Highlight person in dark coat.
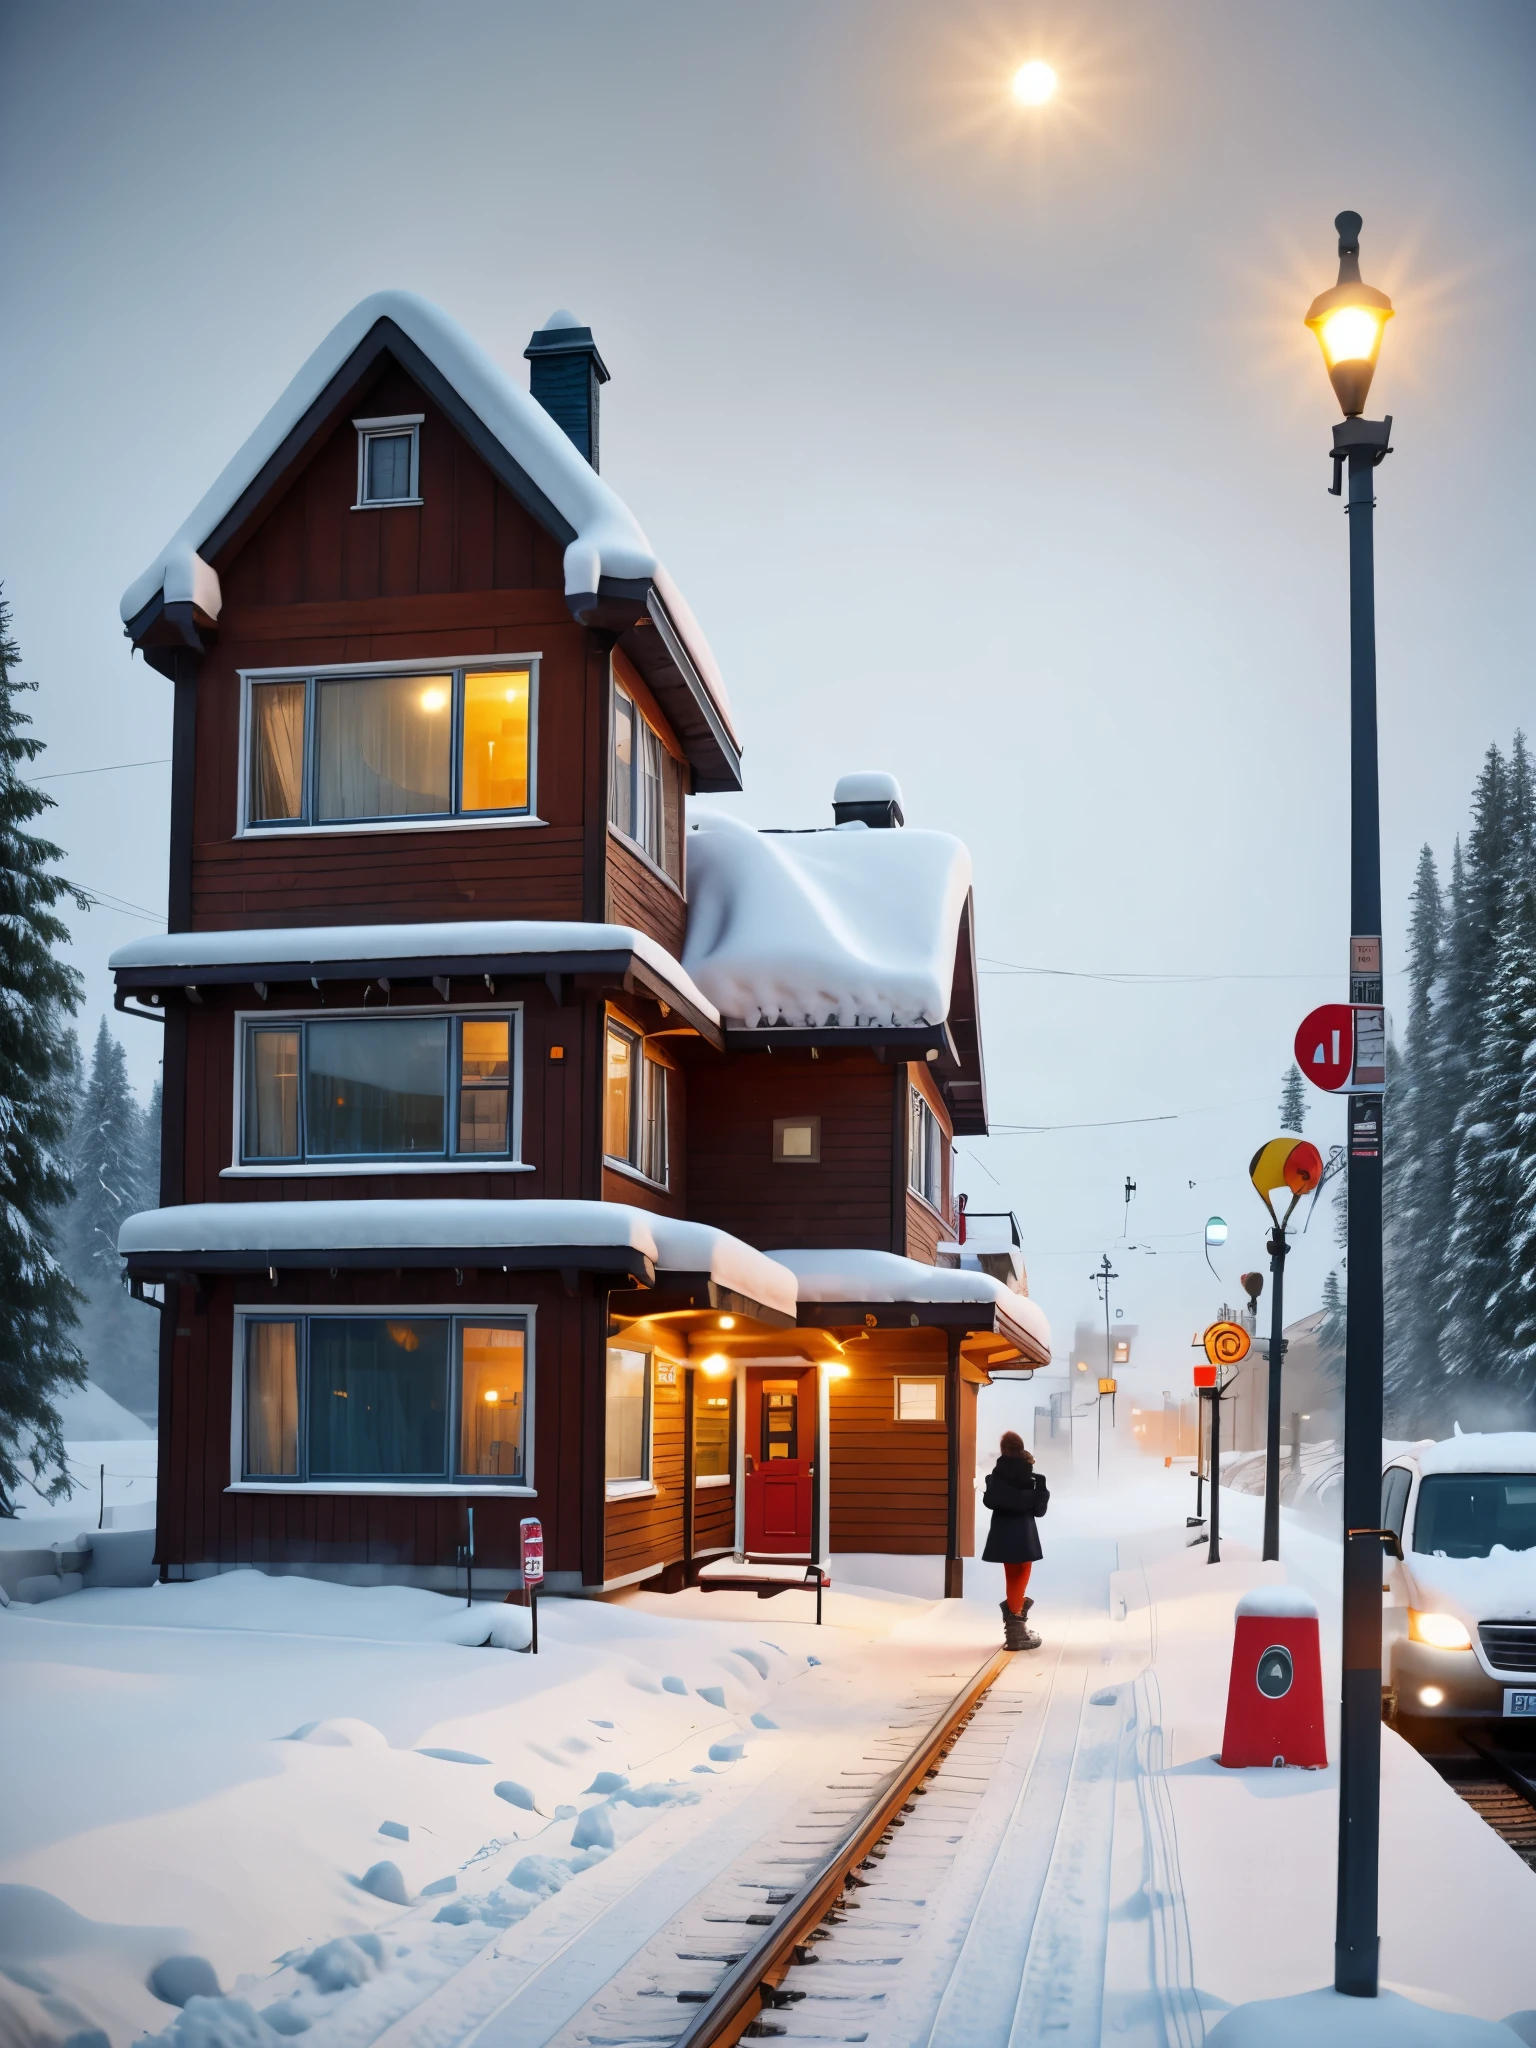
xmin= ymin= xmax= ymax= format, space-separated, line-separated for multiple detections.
xmin=982 ymin=1430 xmax=1048 ymax=1650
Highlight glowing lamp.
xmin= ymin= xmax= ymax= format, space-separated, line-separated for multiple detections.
xmin=1205 ymin=1217 xmax=1228 ymax=1248
xmin=484 ymin=1389 xmax=499 ymax=1404
xmin=826 ymin=1362 xmax=852 ymax=1380
xmin=1011 ymin=60 xmax=1057 ymax=106
xmin=1418 ymin=1687 xmax=1445 ymax=1708
xmin=1408 ymin=1609 xmax=1472 ymax=1652
xmin=698 ymin=1353 xmax=732 ymax=1378
xmin=1305 ymin=212 xmax=1394 ymax=418
xmin=419 ymin=685 xmax=449 ymax=712
xmin=719 ymin=1316 xmax=736 ymax=1330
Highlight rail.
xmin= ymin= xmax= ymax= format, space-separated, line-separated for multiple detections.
xmin=674 ymin=1642 xmax=1013 ymax=2046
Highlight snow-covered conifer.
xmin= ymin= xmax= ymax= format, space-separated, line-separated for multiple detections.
xmin=1277 ymin=1064 xmax=1307 ymax=1133
xmin=1317 ymin=1269 xmax=1346 ymax=1394
xmin=1384 ymin=846 xmax=1448 ymax=1425
xmin=0 ymin=595 xmax=87 ymax=1507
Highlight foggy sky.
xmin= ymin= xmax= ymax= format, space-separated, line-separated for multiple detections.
xmin=3 ymin=0 xmax=1534 ymax=1390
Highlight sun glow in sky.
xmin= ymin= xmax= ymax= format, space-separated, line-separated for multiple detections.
xmin=1011 ymin=59 xmax=1058 ymax=106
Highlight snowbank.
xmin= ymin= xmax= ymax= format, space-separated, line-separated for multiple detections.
xmin=1206 ymin=1986 xmax=1527 ymax=2045
xmin=119 ymin=290 xmax=734 ymax=740
xmin=682 ymin=811 xmax=971 ymax=1028
xmin=1419 ymin=1430 xmax=1536 ymax=1477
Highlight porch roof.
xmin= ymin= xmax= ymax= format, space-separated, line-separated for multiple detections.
xmin=118 ymin=1199 xmax=798 ymax=1322
xmin=772 ymin=1247 xmax=1052 ymax=1367
xmin=108 ymin=920 xmax=720 ymax=1040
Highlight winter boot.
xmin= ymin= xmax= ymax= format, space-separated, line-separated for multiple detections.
xmin=1000 ymin=1600 xmax=1029 ymax=1651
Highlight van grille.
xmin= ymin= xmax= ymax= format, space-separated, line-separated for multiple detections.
xmin=1479 ymin=1622 xmax=1536 ymax=1674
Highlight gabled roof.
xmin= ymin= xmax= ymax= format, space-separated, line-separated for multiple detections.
xmin=121 ymin=290 xmax=741 ymax=789
xmin=682 ymin=811 xmax=989 ymax=1132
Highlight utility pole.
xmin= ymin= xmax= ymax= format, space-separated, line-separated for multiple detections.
xmin=1090 ymin=1253 xmax=1118 ymax=1478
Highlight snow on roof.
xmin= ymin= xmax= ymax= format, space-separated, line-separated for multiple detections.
xmin=775 ymin=1248 xmax=1051 ymax=1359
xmin=682 ymin=812 xmax=971 ymax=1029
xmin=1235 ymin=1585 xmax=1318 ymax=1619
xmin=833 ymin=771 xmax=903 ymax=807
xmin=119 ymin=289 xmax=733 ymax=739
xmin=1417 ymin=1430 xmax=1536 ymax=1476
xmin=118 ymin=1200 xmax=795 ymax=1316
xmin=108 ymin=918 xmax=720 ymax=1025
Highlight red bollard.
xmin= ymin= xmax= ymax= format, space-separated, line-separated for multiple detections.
xmin=1219 ymin=1586 xmax=1327 ymax=1769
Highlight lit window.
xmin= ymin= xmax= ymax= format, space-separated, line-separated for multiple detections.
xmin=606 ymin=1346 xmax=652 ymax=1485
xmin=245 ymin=663 xmax=535 ymax=829
xmin=609 ymin=677 xmax=682 ymax=880
xmin=894 ymin=1376 xmax=945 ymax=1423
xmin=909 ymin=1089 xmax=945 ymax=1210
xmin=604 ymin=1020 xmax=668 ymax=1184
xmin=694 ymin=1382 xmax=734 ymax=1480
xmin=773 ymin=1116 xmax=820 ymax=1164
xmin=354 ymin=416 xmax=422 ymax=507
xmin=241 ymin=1315 xmax=528 ymax=1484
xmin=242 ymin=1012 xmax=519 ymax=1164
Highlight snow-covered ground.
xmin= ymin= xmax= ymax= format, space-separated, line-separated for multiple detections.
xmin=4 ymin=1425 xmax=1535 ymax=2046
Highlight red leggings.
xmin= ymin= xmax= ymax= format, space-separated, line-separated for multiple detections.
xmin=1003 ymin=1562 xmax=1032 ymax=1614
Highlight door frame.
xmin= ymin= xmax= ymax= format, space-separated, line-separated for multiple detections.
xmin=732 ymin=1360 xmax=827 ymax=1561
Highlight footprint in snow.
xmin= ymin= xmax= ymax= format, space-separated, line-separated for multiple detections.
xmin=696 ymin=1685 xmax=727 ymax=1708
xmin=416 ymin=1747 xmax=491 ymax=1765
xmin=661 ymin=1675 xmax=688 ymax=1695
xmin=750 ymin=1713 xmax=778 ymax=1730
xmin=583 ymin=1771 xmax=630 ymax=1794
xmin=731 ymin=1648 xmax=770 ymax=1678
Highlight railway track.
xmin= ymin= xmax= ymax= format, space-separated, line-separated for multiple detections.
xmin=534 ymin=1643 xmax=1014 ymax=2048
xmin=1432 ymin=1741 xmax=1536 ymax=1874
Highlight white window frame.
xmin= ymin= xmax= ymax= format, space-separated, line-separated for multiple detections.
xmin=224 ymin=1002 xmax=530 ymax=1177
xmin=908 ymin=1086 xmax=946 ymax=1215
xmin=603 ymin=1018 xmax=670 ymax=1189
xmin=605 ymin=1343 xmax=654 ymax=1499
xmin=894 ymin=1375 xmax=946 ymax=1424
xmin=353 ymin=414 xmax=423 ymax=508
xmin=236 ymin=654 xmax=543 ymax=838
xmin=229 ymin=1302 xmax=537 ymax=1496
xmin=608 ymin=675 xmax=682 ymax=891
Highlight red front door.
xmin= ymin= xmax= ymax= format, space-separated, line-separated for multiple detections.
xmin=744 ymin=1369 xmax=816 ymax=1554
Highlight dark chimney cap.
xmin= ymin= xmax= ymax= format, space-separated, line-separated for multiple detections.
xmin=832 ymin=770 xmax=904 ymax=829
xmin=525 ymin=310 xmax=610 ymax=469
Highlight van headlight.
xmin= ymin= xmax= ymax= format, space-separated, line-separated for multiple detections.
xmin=1408 ymin=1609 xmax=1472 ymax=1651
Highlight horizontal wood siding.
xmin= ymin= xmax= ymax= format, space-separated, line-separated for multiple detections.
xmin=684 ymin=1050 xmax=897 ymax=1252
xmin=828 ymin=1363 xmax=949 ymax=1555
xmin=603 ymin=1369 xmax=684 ymax=1581
xmin=157 ymin=1272 xmax=599 ymax=1579
xmin=605 ymin=832 xmax=686 ymax=959
xmin=905 ymin=1190 xmax=945 ymax=1266
xmin=693 ymin=1481 xmax=736 ymax=1556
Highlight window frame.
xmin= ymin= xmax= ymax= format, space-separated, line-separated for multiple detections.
xmin=227 ymin=1003 xmax=527 ymax=1177
xmin=353 ymin=414 xmax=423 ymax=508
xmin=908 ymin=1086 xmax=947 ymax=1215
xmin=893 ymin=1375 xmax=946 ymax=1424
xmin=229 ymin=1305 xmax=536 ymax=1495
xmin=236 ymin=655 xmax=542 ymax=838
xmin=693 ymin=1375 xmax=736 ymax=1489
xmin=602 ymin=1016 xmax=671 ymax=1189
xmin=772 ymin=1115 xmax=821 ymax=1165
xmin=605 ymin=1343 xmax=654 ymax=1498
xmin=607 ymin=672 xmax=683 ymax=887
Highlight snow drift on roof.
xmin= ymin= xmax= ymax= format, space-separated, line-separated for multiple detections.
xmin=1417 ymin=1430 xmax=1536 ymax=1476
xmin=682 ymin=812 xmax=972 ymax=1029
xmin=108 ymin=919 xmax=720 ymax=1026
xmin=118 ymin=1200 xmax=795 ymax=1318
xmin=776 ymin=1247 xmax=1051 ymax=1360
xmin=119 ymin=289 xmax=733 ymax=737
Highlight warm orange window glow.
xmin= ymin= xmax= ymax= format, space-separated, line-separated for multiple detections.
xmin=461 ymin=668 xmax=531 ymax=813
xmin=459 ymin=1325 xmax=525 ymax=1477
xmin=605 ymin=1025 xmax=633 ymax=1159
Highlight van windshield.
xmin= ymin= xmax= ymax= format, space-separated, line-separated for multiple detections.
xmin=1412 ymin=1474 xmax=1536 ymax=1559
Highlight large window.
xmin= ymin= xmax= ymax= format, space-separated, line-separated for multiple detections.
xmin=241 ymin=1011 xmax=519 ymax=1165
xmin=909 ymin=1088 xmax=946 ymax=1211
xmin=240 ymin=1314 xmax=528 ymax=1484
xmin=610 ymin=678 xmax=682 ymax=881
xmin=245 ymin=662 xmax=534 ymax=829
xmin=606 ymin=1346 xmax=652 ymax=1488
xmin=694 ymin=1379 xmax=734 ymax=1481
xmin=604 ymin=1020 xmax=668 ymax=1184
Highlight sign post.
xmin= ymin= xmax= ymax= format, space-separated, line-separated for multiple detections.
xmin=520 ymin=1516 xmax=544 ymax=1654
xmin=1200 ymin=1322 xmax=1251 ymax=1566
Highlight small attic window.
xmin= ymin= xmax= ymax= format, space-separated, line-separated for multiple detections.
xmin=354 ymin=415 xmax=423 ymax=508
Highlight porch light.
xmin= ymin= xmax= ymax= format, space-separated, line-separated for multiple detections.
xmin=699 ymin=1353 xmax=732 ymax=1378
xmin=719 ymin=1316 xmax=736 ymax=1330
xmin=1305 ymin=212 xmax=1394 ymax=417
xmin=826 ymin=1362 xmax=851 ymax=1380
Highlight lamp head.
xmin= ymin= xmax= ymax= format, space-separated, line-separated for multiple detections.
xmin=1305 ymin=211 xmax=1393 ymax=417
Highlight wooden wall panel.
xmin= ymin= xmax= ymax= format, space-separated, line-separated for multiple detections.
xmin=693 ymin=1482 xmax=735 ymax=1556
xmin=904 ymin=1191 xmax=945 ymax=1266
xmin=159 ymin=1272 xmax=597 ymax=1578
xmin=605 ymin=833 xmax=686 ymax=959
xmin=827 ymin=1363 xmax=949 ymax=1555
xmin=684 ymin=1051 xmax=897 ymax=1252
xmin=603 ymin=1369 xmax=685 ymax=1582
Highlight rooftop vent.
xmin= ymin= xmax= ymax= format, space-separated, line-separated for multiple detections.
xmin=832 ymin=770 xmax=904 ymax=830
xmin=525 ymin=309 xmax=610 ymax=470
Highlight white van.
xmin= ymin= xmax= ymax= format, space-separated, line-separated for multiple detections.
xmin=1380 ymin=1431 xmax=1536 ymax=1726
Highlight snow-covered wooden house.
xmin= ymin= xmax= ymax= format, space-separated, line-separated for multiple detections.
xmin=113 ymin=292 xmax=1049 ymax=1599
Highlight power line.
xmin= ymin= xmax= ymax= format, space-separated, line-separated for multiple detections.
xmin=980 ymin=955 xmax=1404 ymax=985
xmin=75 ymin=886 xmax=166 ymax=925
xmin=26 ymin=757 xmax=171 ymax=784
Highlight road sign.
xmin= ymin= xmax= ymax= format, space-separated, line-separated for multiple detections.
xmin=1203 ymin=1320 xmax=1252 ymax=1367
xmin=1295 ymin=1003 xmax=1354 ymax=1091
xmin=520 ymin=1517 xmax=544 ymax=1584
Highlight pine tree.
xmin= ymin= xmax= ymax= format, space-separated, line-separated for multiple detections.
xmin=1278 ymin=1064 xmax=1308 ymax=1133
xmin=1384 ymin=846 xmax=1447 ymax=1428
xmin=0 ymin=594 xmax=87 ymax=1509
xmin=1317 ymin=1269 xmax=1347 ymax=1394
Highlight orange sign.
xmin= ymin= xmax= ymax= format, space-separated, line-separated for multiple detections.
xmin=1203 ymin=1320 xmax=1251 ymax=1368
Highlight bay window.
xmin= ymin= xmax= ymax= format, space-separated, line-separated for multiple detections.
xmin=245 ymin=661 xmax=534 ymax=829
xmin=241 ymin=1011 xmax=518 ymax=1165
xmin=240 ymin=1314 xmax=529 ymax=1485
xmin=604 ymin=1020 xmax=668 ymax=1184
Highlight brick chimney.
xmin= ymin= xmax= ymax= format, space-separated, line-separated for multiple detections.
xmin=525 ymin=309 xmax=610 ymax=470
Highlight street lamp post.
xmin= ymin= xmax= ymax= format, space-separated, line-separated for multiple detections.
xmin=1306 ymin=209 xmax=1394 ymax=2002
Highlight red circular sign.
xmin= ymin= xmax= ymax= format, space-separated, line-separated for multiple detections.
xmin=1294 ymin=1004 xmax=1354 ymax=1092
